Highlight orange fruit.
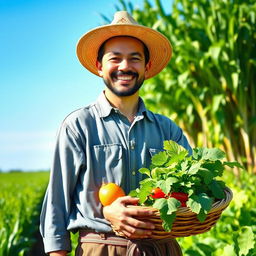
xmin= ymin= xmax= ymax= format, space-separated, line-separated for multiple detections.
xmin=99 ymin=183 xmax=125 ymax=206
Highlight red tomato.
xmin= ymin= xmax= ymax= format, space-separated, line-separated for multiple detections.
xmin=170 ymin=192 xmax=189 ymax=202
xmin=151 ymin=188 xmax=166 ymax=199
xmin=180 ymin=201 xmax=187 ymax=207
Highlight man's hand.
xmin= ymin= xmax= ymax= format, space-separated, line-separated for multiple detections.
xmin=49 ymin=251 xmax=67 ymax=256
xmin=103 ymin=196 xmax=155 ymax=239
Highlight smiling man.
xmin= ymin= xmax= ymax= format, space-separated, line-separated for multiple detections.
xmin=97 ymin=36 xmax=150 ymax=123
xmin=40 ymin=11 xmax=192 ymax=256
xmin=97 ymin=36 xmax=149 ymax=95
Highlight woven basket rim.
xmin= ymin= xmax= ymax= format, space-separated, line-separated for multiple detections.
xmin=113 ymin=187 xmax=233 ymax=238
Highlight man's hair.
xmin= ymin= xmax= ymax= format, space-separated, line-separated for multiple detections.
xmin=97 ymin=36 xmax=150 ymax=65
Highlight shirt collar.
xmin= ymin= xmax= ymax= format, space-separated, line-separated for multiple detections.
xmin=96 ymin=92 xmax=113 ymax=118
xmin=96 ymin=91 xmax=154 ymax=122
xmin=136 ymin=97 xmax=154 ymax=122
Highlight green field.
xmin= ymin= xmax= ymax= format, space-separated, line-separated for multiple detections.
xmin=0 ymin=171 xmax=49 ymax=256
xmin=0 ymin=170 xmax=255 ymax=255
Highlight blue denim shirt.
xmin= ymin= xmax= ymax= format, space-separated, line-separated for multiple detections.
xmin=40 ymin=92 xmax=192 ymax=253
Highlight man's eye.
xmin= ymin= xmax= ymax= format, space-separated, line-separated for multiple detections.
xmin=109 ymin=57 xmax=120 ymax=61
xmin=131 ymin=57 xmax=141 ymax=62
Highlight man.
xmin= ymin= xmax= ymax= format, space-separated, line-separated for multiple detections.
xmin=40 ymin=11 xmax=192 ymax=256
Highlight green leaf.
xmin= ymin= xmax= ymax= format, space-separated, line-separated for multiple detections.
xmin=184 ymin=250 xmax=201 ymax=256
xmin=180 ymin=160 xmax=190 ymax=171
xmin=209 ymin=44 xmax=221 ymax=62
xmin=167 ymin=197 xmax=180 ymax=214
xmin=193 ymin=148 xmax=225 ymax=161
xmin=156 ymin=180 xmax=170 ymax=194
xmin=237 ymin=226 xmax=255 ymax=256
xmin=192 ymin=148 xmax=201 ymax=161
xmin=205 ymin=148 xmax=226 ymax=161
xmin=198 ymin=193 xmax=213 ymax=212
xmin=197 ymin=209 xmax=207 ymax=222
xmin=187 ymin=194 xmax=212 ymax=222
xmin=153 ymin=198 xmax=177 ymax=232
xmin=198 ymin=168 xmax=214 ymax=184
xmin=128 ymin=189 xmax=138 ymax=197
xmin=187 ymin=193 xmax=213 ymax=216
xmin=156 ymin=180 xmax=169 ymax=194
xmin=224 ymin=161 xmax=244 ymax=169
xmin=197 ymin=243 xmax=214 ymax=254
xmin=153 ymin=198 xmax=167 ymax=210
xmin=223 ymin=244 xmax=236 ymax=256
xmin=165 ymin=150 xmax=188 ymax=166
xmin=151 ymin=167 xmax=167 ymax=179
xmin=138 ymin=180 xmax=154 ymax=204
xmin=182 ymin=181 xmax=193 ymax=189
xmin=202 ymin=160 xmax=224 ymax=178
xmin=166 ymin=176 xmax=179 ymax=186
xmin=140 ymin=177 xmax=153 ymax=185
xmin=151 ymin=151 xmax=168 ymax=166
xmin=187 ymin=196 xmax=201 ymax=214
xmin=209 ymin=180 xmax=225 ymax=199
xmin=156 ymin=177 xmax=180 ymax=194
xmin=188 ymin=162 xmax=201 ymax=175
xmin=212 ymin=94 xmax=224 ymax=112
xmin=138 ymin=168 xmax=151 ymax=177
xmin=171 ymin=169 xmax=187 ymax=178
xmin=161 ymin=212 xmax=176 ymax=232
xmin=163 ymin=140 xmax=187 ymax=157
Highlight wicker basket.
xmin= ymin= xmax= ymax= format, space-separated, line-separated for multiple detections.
xmin=116 ymin=187 xmax=233 ymax=239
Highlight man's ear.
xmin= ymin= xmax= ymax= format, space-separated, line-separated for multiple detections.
xmin=144 ymin=60 xmax=152 ymax=79
xmin=96 ymin=60 xmax=103 ymax=77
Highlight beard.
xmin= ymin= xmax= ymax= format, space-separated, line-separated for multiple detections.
xmin=103 ymin=70 xmax=145 ymax=97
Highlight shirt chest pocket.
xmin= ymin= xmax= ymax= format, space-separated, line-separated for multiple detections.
xmin=142 ymin=148 xmax=162 ymax=168
xmin=92 ymin=143 xmax=124 ymax=185
xmin=149 ymin=148 xmax=161 ymax=157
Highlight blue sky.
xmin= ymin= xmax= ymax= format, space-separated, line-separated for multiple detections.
xmin=0 ymin=0 xmax=171 ymax=171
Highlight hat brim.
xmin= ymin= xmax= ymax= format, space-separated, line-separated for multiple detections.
xmin=76 ymin=23 xmax=172 ymax=79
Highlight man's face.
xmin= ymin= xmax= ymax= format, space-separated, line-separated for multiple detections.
xmin=96 ymin=36 xmax=150 ymax=97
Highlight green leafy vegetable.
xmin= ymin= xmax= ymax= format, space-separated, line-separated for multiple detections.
xmin=151 ymin=151 xmax=168 ymax=166
xmin=129 ymin=140 xmax=242 ymax=231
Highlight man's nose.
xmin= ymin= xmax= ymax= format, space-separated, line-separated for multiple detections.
xmin=118 ymin=59 xmax=129 ymax=70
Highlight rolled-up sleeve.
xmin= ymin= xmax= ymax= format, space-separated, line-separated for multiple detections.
xmin=40 ymin=123 xmax=85 ymax=253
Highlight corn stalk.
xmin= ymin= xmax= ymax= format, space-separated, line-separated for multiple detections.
xmin=115 ymin=0 xmax=256 ymax=173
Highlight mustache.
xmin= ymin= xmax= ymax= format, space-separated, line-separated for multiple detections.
xmin=111 ymin=70 xmax=138 ymax=78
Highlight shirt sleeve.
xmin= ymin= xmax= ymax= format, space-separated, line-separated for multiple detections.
xmin=40 ymin=122 xmax=85 ymax=253
xmin=171 ymin=123 xmax=193 ymax=155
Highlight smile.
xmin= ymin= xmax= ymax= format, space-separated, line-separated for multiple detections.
xmin=116 ymin=75 xmax=134 ymax=81
xmin=111 ymin=71 xmax=138 ymax=82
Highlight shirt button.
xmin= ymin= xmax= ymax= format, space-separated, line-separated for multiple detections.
xmin=132 ymin=171 xmax=136 ymax=176
xmin=130 ymin=140 xmax=135 ymax=150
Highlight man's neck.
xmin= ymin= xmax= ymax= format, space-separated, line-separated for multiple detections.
xmin=104 ymin=89 xmax=139 ymax=123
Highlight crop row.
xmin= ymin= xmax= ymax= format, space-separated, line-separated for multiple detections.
xmin=0 ymin=171 xmax=49 ymax=256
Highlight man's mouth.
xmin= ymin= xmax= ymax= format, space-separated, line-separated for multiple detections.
xmin=111 ymin=71 xmax=138 ymax=82
xmin=116 ymin=75 xmax=133 ymax=81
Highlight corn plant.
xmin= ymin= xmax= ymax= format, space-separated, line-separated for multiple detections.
xmin=0 ymin=171 xmax=49 ymax=256
xmin=113 ymin=0 xmax=256 ymax=173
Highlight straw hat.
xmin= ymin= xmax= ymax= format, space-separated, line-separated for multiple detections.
xmin=76 ymin=11 xmax=172 ymax=79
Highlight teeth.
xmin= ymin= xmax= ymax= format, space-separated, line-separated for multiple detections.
xmin=117 ymin=75 xmax=133 ymax=81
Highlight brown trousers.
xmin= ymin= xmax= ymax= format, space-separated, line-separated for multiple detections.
xmin=75 ymin=242 xmax=127 ymax=256
xmin=75 ymin=235 xmax=183 ymax=256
